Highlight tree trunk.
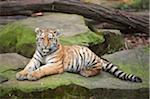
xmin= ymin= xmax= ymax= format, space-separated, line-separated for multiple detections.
xmin=0 ymin=0 xmax=149 ymax=34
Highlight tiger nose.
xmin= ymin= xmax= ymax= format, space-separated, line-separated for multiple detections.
xmin=44 ymin=39 xmax=50 ymax=47
xmin=43 ymin=43 xmax=48 ymax=47
xmin=43 ymin=46 xmax=50 ymax=50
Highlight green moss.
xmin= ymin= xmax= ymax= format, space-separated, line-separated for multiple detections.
xmin=0 ymin=59 xmax=148 ymax=97
xmin=106 ymin=32 xmax=124 ymax=54
xmin=143 ymin=46 xmax=150 ymax=53
xmin=0 ymin=24 xmax=18 ymax=52
xmin=0 ymin=23 xmax=35 ymax=57
xmin=0 ymin=71 xmax=84 ymax=96
xmin=0 ymin=23 xmax=104 ymax=57
xmin=60 ymin=31 xmax=104 ymax=46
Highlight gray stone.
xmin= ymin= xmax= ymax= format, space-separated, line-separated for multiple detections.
xmin=0 ymin=53 xmax=29 ymax=72
xmin=19 ymin=13 xmax=89 ymax=37
xmin=0 ymin=47 xmax=148 ymax=98
xmin=0 ymin=16 xmax=27 ymax=25
xmin=102 ymin=46 xmax=149 ymax=88
xmin=90 ymin=29 xmax=124 ymax=56
xmin=0 ymin=13 xmax=103 ymax=58
xmin=103 ymin=46 xmax=149 ymax=66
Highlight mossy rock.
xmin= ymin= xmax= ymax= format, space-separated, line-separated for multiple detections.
xmin=0 ymin=23 xmax=36 ymax=57
xmin=0 ymin=22 xmax=104 ymax=58
xmin=0 ymin=13 xmax=125 ymax=58
xmin=89 ymin=29 xmax=124 ymax=56
xmin=0 ymin=47 xmax=149 ymax=98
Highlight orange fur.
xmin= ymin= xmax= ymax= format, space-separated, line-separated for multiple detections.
xmin=16 ymin=28 xmax=142 ymax=83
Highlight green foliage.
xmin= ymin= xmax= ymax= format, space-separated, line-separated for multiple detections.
xmin=117 ymin=0 xmax=149 ymax=10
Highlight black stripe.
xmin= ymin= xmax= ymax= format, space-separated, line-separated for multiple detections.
xmin=108 ymin=64 xmax=114 ymax=72
xmin=128 ymin=75 xmax=133 ymax=79
xmin=79 ymin=53 xmax=83 ymax=61
xmin=124 ymin=74 xmax=128 ymax=80
xmin=87 ymin=54 xmax=92 ymax=66
xmin=50 ymin=46 xmax=58 ymax=54
xmin=91 ymin=55 xmax=96 ymax=66
xmin=76 ymin=58 xmax=80 ymax=72
xmin=126 ymin=74 xmax=130 ymax=80
xmin=102 ymin=64 xmax=109 ymax=71
xmin=82 ymin=48 xmax=85 ymax=61
xmin=130 ymin=75 xmax=134 ymax=81
xmin=74 ymin=51 xmax=79 ymax=72
xmin=117 ymin=71 xmax=124 ymax=78
xmin=47 ymin=56 xmax=57 ymax=62
xmin=100 ymin=57 xmax=109 ymax=62
xmin=122 ymin=73 xmax=126 ymax=80
xmin=106 ymin=64 xmax=114 ymax=72
xmin=91 ymin=57 xmax=96 ymax=63
xmin=37 ymin=49 xmax=43 ymax=57
xmin=52 ymin=56 xmax=63 ymax=63
xmin=86 ymin=50 xmax=91 ymax=65
xmin=36 ymin=52 xmax=41 ymax=59
xmin=72 ymin=47 xmax=80 ymax=72
xmin=71 ymin=56 xmax=74 ymax=72
xmin=105 ymin=64 xmax=109 ymax=69
xmin=91 ymin=62 xmax=98 ymax=66
xmin=102 ymin=67 xmax=105 ymax=71
xmin=112 ymin=68 xmax=118 ymax=75
xmin=133 ymin=76 xmax=138 ymax=82
xmin=48 ymin=52 xmax=63 ymax=63
xmin=71 ymin=65 xmax=74 ymax=72
xmin=87 ymin=61 xmax=90 ymax=66
xmin=34 ymin=61 xmax=38 ymax=70
xmin=33 ymin=57 xmax=42 ymax=65
xmin=83 ymin=52 xmax=85 ymax=61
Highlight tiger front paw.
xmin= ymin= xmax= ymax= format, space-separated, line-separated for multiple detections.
xmin=16 ymin=70 xmax=28 ymax=81
xmin=27 ymin=71 xmax=41 ymax=81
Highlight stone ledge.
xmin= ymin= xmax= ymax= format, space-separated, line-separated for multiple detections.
xmin=0 ymin=47 xmax=149 ymax=97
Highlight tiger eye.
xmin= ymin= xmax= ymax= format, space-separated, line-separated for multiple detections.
xmin=53 ymin=31 xmax=56 ymax=34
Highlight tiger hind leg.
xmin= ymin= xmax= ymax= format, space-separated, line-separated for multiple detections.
xmin=79 ymin=65 xmax=102 ymax=77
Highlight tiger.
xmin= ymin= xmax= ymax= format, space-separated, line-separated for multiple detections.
xmin=16 ymin=27 xmax=142 ymax=82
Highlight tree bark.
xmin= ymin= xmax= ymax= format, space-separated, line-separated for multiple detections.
xmin=0 ymin=0 xmax=149 ymax=34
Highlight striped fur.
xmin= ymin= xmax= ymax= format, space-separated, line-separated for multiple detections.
xmin=16 ymin=28 xmax=142 ymax=82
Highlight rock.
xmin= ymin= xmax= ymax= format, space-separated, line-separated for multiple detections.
xmin=89 ymin=29 xmax=124 ymax=56
xmin=0 ymin=23 xmax=36 ymax=58
xmin=0 ymin=16 xmax=27 ymax=26
xmin=20 ymin=13 xmax=89 ymax=37
xmin=0 ymin=53 xmax=29 ymax=72
xmin=0 ymin=47 xmax=148 ymax=98
xmin=0 ymin=13 xmax=124 ymax=58
xmin=102 ymin=46 xmax=149 ymax=86
xmin=0 ymin=13 xmax=104 ymax=57
xmin=0 ymin=75 xmax=8 ymax=84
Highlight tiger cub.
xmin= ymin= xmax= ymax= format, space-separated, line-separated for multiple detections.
xmin=16 ymin=27 xmax=142 ymax=82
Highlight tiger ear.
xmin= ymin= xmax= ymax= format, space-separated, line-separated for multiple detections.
xmin=35 ymin=27 xmax=42 ymax=34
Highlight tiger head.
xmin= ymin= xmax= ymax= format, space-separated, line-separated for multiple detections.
xmin=35 ymin=27 xmax=61 ymax=55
